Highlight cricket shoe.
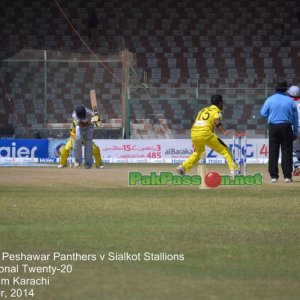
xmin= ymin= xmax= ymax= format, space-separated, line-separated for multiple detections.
xmin=230 ymin=170 xmax=239 ymax=179
xmin=284 ymin=178 xmax=293 ymax=183
xmin=57 ymin=164 xmax=67 ymax=169
xmin=74 ymin=162 xmax=80 ymax=168
xmin=293 ymin=166 xmax=300 ymax=176
xmin=176 ymin=165 xmax=185 ymax=175
xmin=270 ymin=178 xmax=278 ymax=183
xmin=96 ymin=165 xmax=104 ymax=169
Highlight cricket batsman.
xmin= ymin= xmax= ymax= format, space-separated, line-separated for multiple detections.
xmin=177 ymin=94 xmax=237 ymax=176
xmin=58 ymin=120 xmax=103 ymax=169
xmin=72 ymin=105 xmax=100 ymax=169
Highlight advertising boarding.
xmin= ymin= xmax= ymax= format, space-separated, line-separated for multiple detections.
xmin=1 ymin=138 xmax=269 ymax=164
xmin=0 ymin=139 xmax=49 ymax=164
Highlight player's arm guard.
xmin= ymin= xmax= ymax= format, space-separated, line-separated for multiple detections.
xmin=91 ymin=113 xmax=101 ymax=127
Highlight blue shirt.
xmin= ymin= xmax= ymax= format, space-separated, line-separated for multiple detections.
xmin=261 ymin=92 xmax=299 ymax=136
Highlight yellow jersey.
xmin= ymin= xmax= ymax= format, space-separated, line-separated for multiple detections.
xmin=69 ymin=120 xmax=76 ymax=139
xmin=191 ymin=104 xmax=223 ymax=132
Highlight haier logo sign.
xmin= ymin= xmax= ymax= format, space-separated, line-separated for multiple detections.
xmin=0 ymin=139 xmax=49 ymax=158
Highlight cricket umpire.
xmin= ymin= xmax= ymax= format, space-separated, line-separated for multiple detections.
xmin=261 ymin=80 xmax=299 ymax=183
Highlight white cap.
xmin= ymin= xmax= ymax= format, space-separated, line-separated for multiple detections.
xmin=287 ymin=85 xmax=300 ymax=97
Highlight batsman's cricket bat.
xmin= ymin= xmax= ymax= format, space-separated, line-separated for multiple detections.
xmin=90 ymin=89 xmax=98 ymax=114
xmin=90 ymin=89 xmax=101 ymax=127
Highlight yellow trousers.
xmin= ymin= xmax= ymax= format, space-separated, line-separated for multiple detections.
xmin=60 ymin=139 xmax=103 ymax=167
xmin=182 ymin=130 xmax=235 ymax=172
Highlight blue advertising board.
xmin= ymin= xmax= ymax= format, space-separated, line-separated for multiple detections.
xmin=48 ymin=139 xmax=68 ymax=159
xmin=0 ymin=139 xmax=49 ymax=159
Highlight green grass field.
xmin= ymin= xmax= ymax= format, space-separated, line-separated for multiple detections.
xmin=0 ymin=164 xmax=300 ymax=300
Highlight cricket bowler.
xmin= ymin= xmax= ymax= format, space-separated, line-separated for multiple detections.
xmin=177 ymin=94 xmax=236 ymax=176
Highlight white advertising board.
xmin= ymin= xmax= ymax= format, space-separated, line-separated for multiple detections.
xmin=93 ymin=139 xmax=269 ymax=164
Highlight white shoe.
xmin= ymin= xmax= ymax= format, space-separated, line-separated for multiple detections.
xmin=57 ymin=164 xmax=67 ymax=169
xmin=74 ymin=162 xmax=80 ymax=168
xmin=230 ymin=170 xmax=238 ymax=179
xmin=176 ymin=165 xmax=185 ymax=175
xmin=284 ymin=178 xmax=292 ymax=183
xmin=96 ymin=165 xmax=104 ymax=169
xmin=270 ymin=178 xmax=278 ymax=183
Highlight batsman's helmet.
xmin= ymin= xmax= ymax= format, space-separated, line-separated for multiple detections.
xmin=75 ymin=105 xmax=87 ymax=120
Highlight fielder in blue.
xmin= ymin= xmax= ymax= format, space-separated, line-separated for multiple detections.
xmin=261 ymin=80 xmax=299 ymax=183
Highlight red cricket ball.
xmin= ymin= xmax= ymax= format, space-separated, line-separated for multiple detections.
xmin=205 ymin=172 xmax=221 ymax=188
